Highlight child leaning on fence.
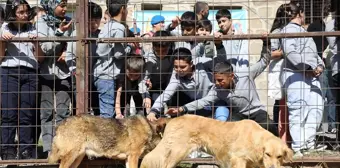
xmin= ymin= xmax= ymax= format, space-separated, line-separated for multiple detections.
xmin=139 ymin=30 xmax=175 ymax=105
xmin=0 ymin=0 xmax=42 ymax=160
xmin=37 ymin=0 xmax=75 ymax=156
xmin=115 ymin=56 xmax=149 ymax=119
xmin=167 ymin=11 xmax=205 ymax=61
xmin=215 ymin=9 xmax=249 ymax=73
xmin=95 ymin=0 xmax=133 ymax=119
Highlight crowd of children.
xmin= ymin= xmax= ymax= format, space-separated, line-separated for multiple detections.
xmin=0 ymin=0 xmax=339 ymax=160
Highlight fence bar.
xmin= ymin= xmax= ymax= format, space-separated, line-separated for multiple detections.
xmin=75 ymin=0 xmax=88 ymax=115
xmin=2 ymin=31 xmax=340 ymax=43
xmin=1 ymin=157 xmax=340 ymax=166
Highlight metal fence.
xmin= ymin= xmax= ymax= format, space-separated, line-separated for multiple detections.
xmin=0 ymin=0 xmax=340 ymax=167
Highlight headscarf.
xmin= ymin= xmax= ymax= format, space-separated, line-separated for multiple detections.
xmin=40 ymin=0 xmax=68 ymax=28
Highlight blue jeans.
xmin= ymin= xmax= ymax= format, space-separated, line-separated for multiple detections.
xmin=94 ymin=78 xmax=115 ymax=118
xmin=202 ymin=105 xmax=229 ymax=121
xmin=214 ymin=107 xmax=230 ymax=121
xmin=281 ymin=71 xmax=323 ymax=152
xmin=320 ymin=69 xmax=336 ymax=131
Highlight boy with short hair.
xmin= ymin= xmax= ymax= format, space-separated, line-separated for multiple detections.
xmin=94 ymin=0 xmax=132 ymax=118
xmin=212 ymin=43 xmax=278 ymax=136
xmin=115 ymin=56 xmax=147 ymax=119
xmin=168 ymin=11 xmax=205 ymax=61
xmin=215 ymin=9 xmax=249 ymax=72
xmin=197 ymin=19 xmax=214 ymax=58
xmin=65 ymin=1 xmax=103 ymax=114
xmin=139 ymin=31 xmax=175 ymax=106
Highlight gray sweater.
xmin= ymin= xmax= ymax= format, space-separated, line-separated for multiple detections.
xmin=213 ymin=45 xmax=270 ymax=115
xmin=94 ymin=19 xmax=131 ymax=80
xmin=150 ymin=57 xmax=218 ymax=114
xmin=65 ymin=29 xmax=100 ymax=73
xmin=281 ymin=22 xmax=324 ymax=71
xmin=325 ymin=19 xmax=340 ymax=76
xmin=36 ymin=16 xmax=73 ymax=80
xmin=220 ymin=39 xmax=249 ymax=73
xmin=0 ymin=23 xmax=38 ymax=69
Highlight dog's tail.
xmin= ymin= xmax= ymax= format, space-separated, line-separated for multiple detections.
xmin=48 ymin=142 xmax=60 ymax=163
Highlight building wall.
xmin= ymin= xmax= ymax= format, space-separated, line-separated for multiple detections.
xmin=24 ymin=0 xmax=287 ymax=115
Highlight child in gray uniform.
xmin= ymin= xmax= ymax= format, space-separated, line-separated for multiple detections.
xmin=280 ymin=2 xmax=326 ymax=156
xmin=38 ymin=0 xmax=74 ymax=156
xmin=0 ymin=0 xmax=40 ymax=159
xmin=94 ymin=0 xmax=132 ymax=118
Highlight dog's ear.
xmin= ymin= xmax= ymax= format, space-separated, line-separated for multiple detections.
xmin=154 ymin=118 xmax=168 ymax=133
xmin=149 ymin=117 xmax=169 ymax=134
xmin=283 ymin=146 xmax=293 ymax=163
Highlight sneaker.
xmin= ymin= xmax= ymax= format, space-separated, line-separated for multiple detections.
xmin=293 ymin=151 xmax=303 ymax=159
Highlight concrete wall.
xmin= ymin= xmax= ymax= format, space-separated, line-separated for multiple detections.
xmin=24 ymin=0 xmax=288 ymax=115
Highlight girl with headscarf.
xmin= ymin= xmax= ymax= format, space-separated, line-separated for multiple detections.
xmin=36 ymin=0 xmax=74 ymax=156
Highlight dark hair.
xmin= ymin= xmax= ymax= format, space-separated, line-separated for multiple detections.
xmin=180 ymin=11 xmax=197 ymax=28
xmin=106 ymin=0 xmax=128 ymax=17
xmin=152 ymin=30 xmax=172 ymax=47
xmin=5 ymin=0 xmax=31 ymax=31
xmin=216 ymin=9 xmax=231 ymax=21
xmin=172 ymin=47 xmax=192 ymax=64
xmin=89 ymin=2 xmax=103 ymax=19
xmin=194 ymin=1 xmax=208 ymax=15
xmin=270 ymin=3 xmax=291 ymax=33
xmin=126 ymin=55 xmax=145 ymax=72
xmin=28 ymin=6 xmax=44 ymax=21
xmin=0 ymin=6 xmax=4 ymax=23
xmin=214 ymin=61 xmax=233 ymax=73
xmin=197 ymin=19 xmax=212 ymax=33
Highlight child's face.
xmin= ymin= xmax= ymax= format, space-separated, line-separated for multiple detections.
xmin=174 ymin=59 xmax=193 ymax=77
xmin=214 ymin=73 xmax=234 ymax=89
xmin=217 ymin=17 xmax=232 ymax=34
xmin=15 ymin=5 xmax=29 ymax=23
xmin=153 ymin=22 xmax=165 ymax=31
xmin=181 ymin=26 xmax=196 ymax=36
xmin=54 ymin=2 xmax=67 ymax=18
xmin=103 ymin=13 xmax=110 ymax=24
xmin=126 ymin=69 xmax=141 ymax=81
xmin=89 ymin=18 xmax=101 ymax=33
xmin=153 ymin=46 xmax=170 ymax=59
xmin=197 ymin=27 xmax=211 ymax=36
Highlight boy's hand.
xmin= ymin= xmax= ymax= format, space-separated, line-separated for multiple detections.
xmin=271 ymin=49 xmax=283 ymax=60
xmin=306 ymin=66 xmax=323 ymax=78
xmin=57 ymin=52 xmax=66 ymax=62
xmin=59 ymin=19 xmax=73 ymax=32
xmin=28 ymin=34 xmax=37 ymax=39
xmin=146 ymin=79 xmax=152 ymax=90
xmin=2 ymin=32 xmax=15 ymax=40
xmin=214 ymin=31 xmax=223 ymax=46
xmin=143 ymin=98 xmax=151 ymax=108
xmin=147 ymin=113 xmax=157 ymax=122
xmin=166 ymin=107 xmax=184 ymax=116
xmin=170 ymin=16 xmax=181 ymax=28
xmin=115 ymin=113 xmax=125 ymax=119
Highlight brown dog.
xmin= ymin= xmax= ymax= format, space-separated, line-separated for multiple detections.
xmin=48 ymin=114 xmax=168 ymax=168
xmin=141 ymin=114 xmax=293 ymax=168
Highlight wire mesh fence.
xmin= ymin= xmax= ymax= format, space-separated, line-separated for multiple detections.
xmin=0 ymin=0 xmax=339 ymax=167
